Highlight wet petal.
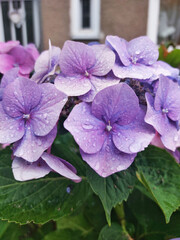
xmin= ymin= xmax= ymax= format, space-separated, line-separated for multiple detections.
xmin=113 ymin=107 xmax=155 ymax=154
xmin=80 ymin=136 xmax=136 ymax=177
xmin=13 ymin=125 xmax=57 ymax=162
xmin=0 ymin=103 xmax=25 ymax=144
xmin=55 ymin=74 xmax=91 ymax=96
xmin=92 ymin=83 xmax=139 ymax=125
xmin=0 ymin=67 xmax=19 ymax=88
xmin=12 ymin=157 xmax=51 ymax=181
xmin=41 ymin=152 xmax=81 ymax=183
xmin=60 ymin=40 xmax=96 ymax=76
xmin=64 ymin=102 xmax=106 ymax=154
xmin=31 ymin=83 xmax=67 ymax=136
xmin=90 ymin=44 xmax=115 ymax=76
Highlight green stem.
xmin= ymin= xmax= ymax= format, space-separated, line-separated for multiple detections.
xmin=114 ymin=202 xmax=134 ymax=240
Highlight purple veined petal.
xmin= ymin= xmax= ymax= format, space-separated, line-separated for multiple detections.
xmin=89 ymin=44 xmax=115 ymax=76
xmin=2 ymin=77 xmax=41 ymax=118
xmin=154 ymin=75 xmax=180 ymax=121
xmin=105 ymin=35 xmax=131 ymax=66
xmin=145 ymin=92 xmax=178 ymax=151
xmin=31 ymin=83 xmax=67 ymax=136
xmin=59 ymin=40 xmax=96 ymax=76
xmin=79 ymin=74 xmax=120 ymax=102
xmin=54 ymin=74 xmax=92 ymax=96
xmin=31 ymin=71 xmax=47 ymax=83
xmin=150 ymin=61 xmax=179 ymax=81
xmin=13 ymin=124 xmax=57 ymax=162
xmin=64 ymin=102 xmax=107 ymax=154
xmin=80 ymin=135 xmax=136 ymax=177
xmin=113 ymin=106 xmax=155 ymax=154
xmin=113 ymin=60 xmax=154 ymax=80
xmin=0 ymin=40 xmax=19 ymax=54
xmin=127 ymin=36 xmax=159 ymax=65
xmin=25 ymin=43 xmax=39 ymax=61
xmin=9 ymin=45 xmax=35 ymax=75
xmin=0 ymin=54 xmax=15 ymax=74
xmin=41 ymin=152 xmax=81 ymax=183
xmin=0 ymin=67 xmax=19 ymax=88
xmin=12 ymin=157 xmax=51 ymax=181
xmin=0 ymin=103 xmax=25 ymax=144
xmin=92 ymin=83 xmax=139 ymax=125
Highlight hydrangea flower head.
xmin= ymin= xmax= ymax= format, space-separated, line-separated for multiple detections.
xmin=64 ymin=83 xmax=155 ymax=177
xmin=0 ymin=77 xmax=67 ymax=162
xmin=145 ymin=75 xmax=180 ymax=151
xmin=55 ymin=40 xmax=119 ymax=102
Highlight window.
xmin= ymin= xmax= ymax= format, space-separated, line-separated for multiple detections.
xmin=0 ymin=0 xmax=41 ymax=48
xmin=70 ymin=0 xmax=101 ymax=40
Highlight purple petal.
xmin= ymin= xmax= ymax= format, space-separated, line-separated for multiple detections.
xmin=106 ymin=35 xmax=131 ymax=66
xmin=41 ymin=152 xmax=81 ymax=183
xmin=0 ymin=54 xmax=15 ymax=74
xmin=31 ymin=83 xmax=67 ymax=136
xmin=12 ymin=157 xmax=51 ymax=181
xmin=79 ymin=74 xmax=119 ymax=102
xmin=150 ymin=61 xmax=179 ymax=81
xmin=2 ymin=77 xmax=41 ymax=118
xmin=80 ymin=136 xmax=136 ymax=177
xmin=25 ymin=43 xmax=39 ymax=61
xmin=0 ymin=67 xmax=19 ymax=88
xmin=0 ymin=40 xmax=19 ymax=53
xmin=92 ymin=83 xmax=139 ymax=125
xmin=0 ymin=103 xmax=25 ymax=144
xmin=145 ymin=93 xmax=178 ymax=151
xmin=59 ymin=40 xmax=96 ymax=76
xmin=113 ymin=107 xmax=155 ymax=154
xmin=13 ymin=125 xmax=57 ymax=162
xmin=64 ymin=102 xmax=106 ymax=154
xmin=113 ymin=61 xmax=154 ymax=79
xmin=154 ymin=75 xmax=180 ymax=121
xmin=127 ymin=36 xmax=158 ymax=65
xmin=89 ymin=44 xmax=115 ymax=76
xmin=54 ymin=74 xmax=91 ymax=96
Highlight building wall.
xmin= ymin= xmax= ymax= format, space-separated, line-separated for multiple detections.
xmin=40 ymin=0 xmax=148 ymax=50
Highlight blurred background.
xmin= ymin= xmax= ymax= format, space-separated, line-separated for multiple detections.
xmin=0 ymin=0 xmax=180 ymax=50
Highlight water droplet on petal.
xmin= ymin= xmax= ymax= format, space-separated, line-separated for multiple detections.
xmin=82 ymin=123 xmax=93 ymax=130
xmin=129 ymin=142 xmax=141 ymax=153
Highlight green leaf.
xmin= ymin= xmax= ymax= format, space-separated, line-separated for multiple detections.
xmin=136 ymin=146 xmax=180 ymax=223
xmin=86 ymin=165 xmax=136 ymax=225
xmin=126 ymin=189 xmax=180 ymax=240
xmin=98 ymin=223 xmax=128 ymax=240
xmin=158 ymin=45 xmax=180 ymax=67
xmin=43 ymin=229 xmax=82 ymax=240
xmin=0 ymin=135 xmax=91 ymax=224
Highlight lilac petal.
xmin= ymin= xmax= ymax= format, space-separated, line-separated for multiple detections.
xmin=154 ymin=75 xmax=180 ymax=121
xmin=0 ymin=54 xmax=15 ymax=74
xmin=79 ymin=74 xmax=119 ymax=102
xmin=113 ymin=107 xmax=155 ymax=154
xmin=9 ymin=45 xmax=34 ymax=75
xmin=12 ymin=157 xmax=51 ymax=181
xmin=113 ymin=61 xmax=154 ymax=79
xmin=150 ymin=131 xmax=165 ymax=149
xmin=92 ymin=83 xmax=139 ymax=125
xmin=0 ymin=67 xmax=19 ymax=88
xmin=64 ymin=102 xmax=106 ymax=154
xmin=2 ymin=77 xmax=41 ymax=118
xmin=13 ymin=125 xmax=57 ymax=162
xmin=31 ymin=71 xmax=47 ymax=83
xmin=106 ymin=35 xmax=131 ymax=66
xmin=150 ymin=61 xmax=179 ymax=81
xmin=41 ymin=152 xmax=81 ymax=183
xmin=59 ymin=40 xmax=96 ymax=76
xmin=89 ymin=44 xmax=115 ymax=76
xmin=0 ymin=103 xmax=25 ymax=144
xmin=145 ymin=93 xmax=178 ymax=151
xmin=25 ymin=43 xmax=39 ymax=61
xmin=0 ymin=40 xmax=19 ymax=54
xmin=127 ymin=36 xmax=158 ymax=65
xmin=80 ymin=136 xmax=136 ymax=177
xmin=31 ymin=83 xmax=67 ymax=136
xmin=54 ymin=74 xmax=91 ymax=96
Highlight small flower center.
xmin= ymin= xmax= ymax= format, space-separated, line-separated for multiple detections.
xmin=131 ymin=56 xmax=138 ymax=64
xmin=162 ymin=108 xmax=169 ymax=114
xmin=85 ymin=70 xmax=89 ymax=77
xmin=23 ymin=114 xmax=30 ymax=119
xmin=106 ymin=121 xmax=112 ymax=132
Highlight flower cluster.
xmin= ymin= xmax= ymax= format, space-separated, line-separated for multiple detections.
xmin=0 ymin=36 xmax=179 ymax=181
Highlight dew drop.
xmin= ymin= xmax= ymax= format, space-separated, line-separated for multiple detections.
xmin=82 ymin=123 xmax=93 ymax=130
xmin=129 ymin=142 xmax=141 ymax=153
